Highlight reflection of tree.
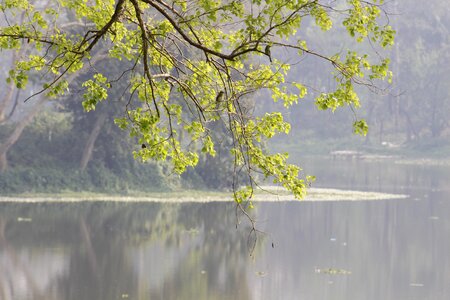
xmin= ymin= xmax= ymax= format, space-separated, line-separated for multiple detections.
xmin=0 ymin=216 xmax=62 ymax=300
xmin=144 ymin=203 xmax=254 ymax=300
xmin=249 ymin=159 xmax=450 ymax=300
xmin=56 ymin=216 xmax=136 ymax=300
xmin=0 ymin=202 xmax=255 ymax=300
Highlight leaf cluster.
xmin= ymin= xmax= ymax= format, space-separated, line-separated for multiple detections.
xmin=0 ymin=0 xmax=394 ymax=204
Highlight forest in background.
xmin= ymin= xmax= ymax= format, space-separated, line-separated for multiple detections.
xmin=0 ymin=0 xmax=449 ymax=194
xmin=267 ymin=0 xmax=450 ymax=156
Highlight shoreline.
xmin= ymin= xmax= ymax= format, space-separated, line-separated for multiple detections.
xmin=0 ymin=187 xmax=409 ymax=203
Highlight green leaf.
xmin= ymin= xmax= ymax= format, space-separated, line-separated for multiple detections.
xmin=353 ymin=120 xmax=369 ymax=136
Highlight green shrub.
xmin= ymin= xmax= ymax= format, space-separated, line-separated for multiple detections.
xmin=0 ymin=162 xmax=169 ymax=195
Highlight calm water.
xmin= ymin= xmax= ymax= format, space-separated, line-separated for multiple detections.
xmin=1 ymin=158 xmax=449 ymax=300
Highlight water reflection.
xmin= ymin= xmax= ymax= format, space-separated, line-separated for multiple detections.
xmin=0 ymin=203 xmax=254 ymax=300
xmin=1 ymin=159 xmax=449 ymax=299
xmin=254 ymin=199 xmax=450 ymax=300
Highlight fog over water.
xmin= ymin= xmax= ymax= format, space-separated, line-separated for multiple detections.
xmin=1 ymin=0 xmax=449 ymax=299
xmin=1 ymin=158 xmax=449 ymax=300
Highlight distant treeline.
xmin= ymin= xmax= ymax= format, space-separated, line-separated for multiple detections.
xmin=1 ymin=0 xmax=449 ymax=193
xmin=267 ymin=0 xmax=449 ymax=149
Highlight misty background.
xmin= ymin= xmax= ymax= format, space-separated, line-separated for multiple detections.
xmin=0 ymin=0 xmax=448 ymax=194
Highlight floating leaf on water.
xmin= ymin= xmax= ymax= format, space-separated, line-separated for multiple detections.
xmin=410 ymin=283 xmax=424 ymax=287
xmin=255 ymin=271 xmax=267 ymax=277
xmin=315 ymin=267 xmax=352 ymax=275
xmin=183 ymin=228 xmax=200 ymax=235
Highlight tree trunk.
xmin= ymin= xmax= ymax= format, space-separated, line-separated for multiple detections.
xmin=80 ymin=112 xmax=107 ymax=171
xmin=0 ymin=99 xmax=45 ymax=172
xmin=79 ymin=218 xmax=101 ymax=281
xmin=0 ymin=50 xmax=109 ymax=172
xmin=400 ymin=107 xmax=418 ymax=142
xmin=0 ymin=83 xmax=16 ymax=124
xmin=0 ymin=38 xmax=28 ymax=124
xmin=378 ymin=119 xmax=384 ymax=144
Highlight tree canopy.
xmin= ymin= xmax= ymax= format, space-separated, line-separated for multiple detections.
xmin=0 ymin=0 xmax=394 ymax=203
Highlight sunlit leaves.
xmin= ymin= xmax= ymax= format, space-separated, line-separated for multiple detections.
xmin=185 ymin=121 xmax=205 ymax=141
xmin=0 ymin=0 xmax=30 ymax=10
xmin=380 ymin=26 xmax=395 ymax=47
xmin=6 ymin=68 xmax=28 ymax=89
xmin=108 ymin=27 xmax=140 ymax=60
xmin=343 ymin=0 xmax=395 ymax=46
xmin=234 ymin=185 xmax=253 ymax=204
xmin=370 ymin=58 xmax=393 ymax=82
xmin=0 ymin=0 xmax=394 ymax=204
xmin=256 ymin=112 xmax=291 ymax=139
xmin=353 ymin=119 xmax=368 ymax=136
xmin=130 ymin=107 xmax=199 ymax=174
xmin=293 ymin=82 xmax=308 ymax=99
xmin=0 ymin=24 xmax=26 ymax=49
xmin=63 ymin=0 xmax=116 ymax=28
xmin=310 ymin=4 xmax=332 ymax=31
xmin=44 ymin=80 xmax=69 ymax=98
xmin=315 ymin=86 xmax=359 ymax=112
xmin=114 ymin=117 xmax=129 ymax=130
xmin=32 ymin=11 xmax=48 ymax=29
xmin=202 ymin=135 xmax=216 ymax=157
xmin=82 ymin=74 xmax=110 ymax=112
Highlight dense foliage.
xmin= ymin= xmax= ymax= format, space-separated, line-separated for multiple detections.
xmin=0 ymin=0 xmax=396 ymax=201
xmin=0 ymin=110 xmax=169 ymax=193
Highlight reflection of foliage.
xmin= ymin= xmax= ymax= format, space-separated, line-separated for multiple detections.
xmin=0 ymin=201 xmax=256 ymax=299
xmin=147 ymin=203 xmax=254 ymax=300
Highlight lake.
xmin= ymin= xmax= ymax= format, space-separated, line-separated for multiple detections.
xmin=1 ymin=157 xmax=449 ymax=300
